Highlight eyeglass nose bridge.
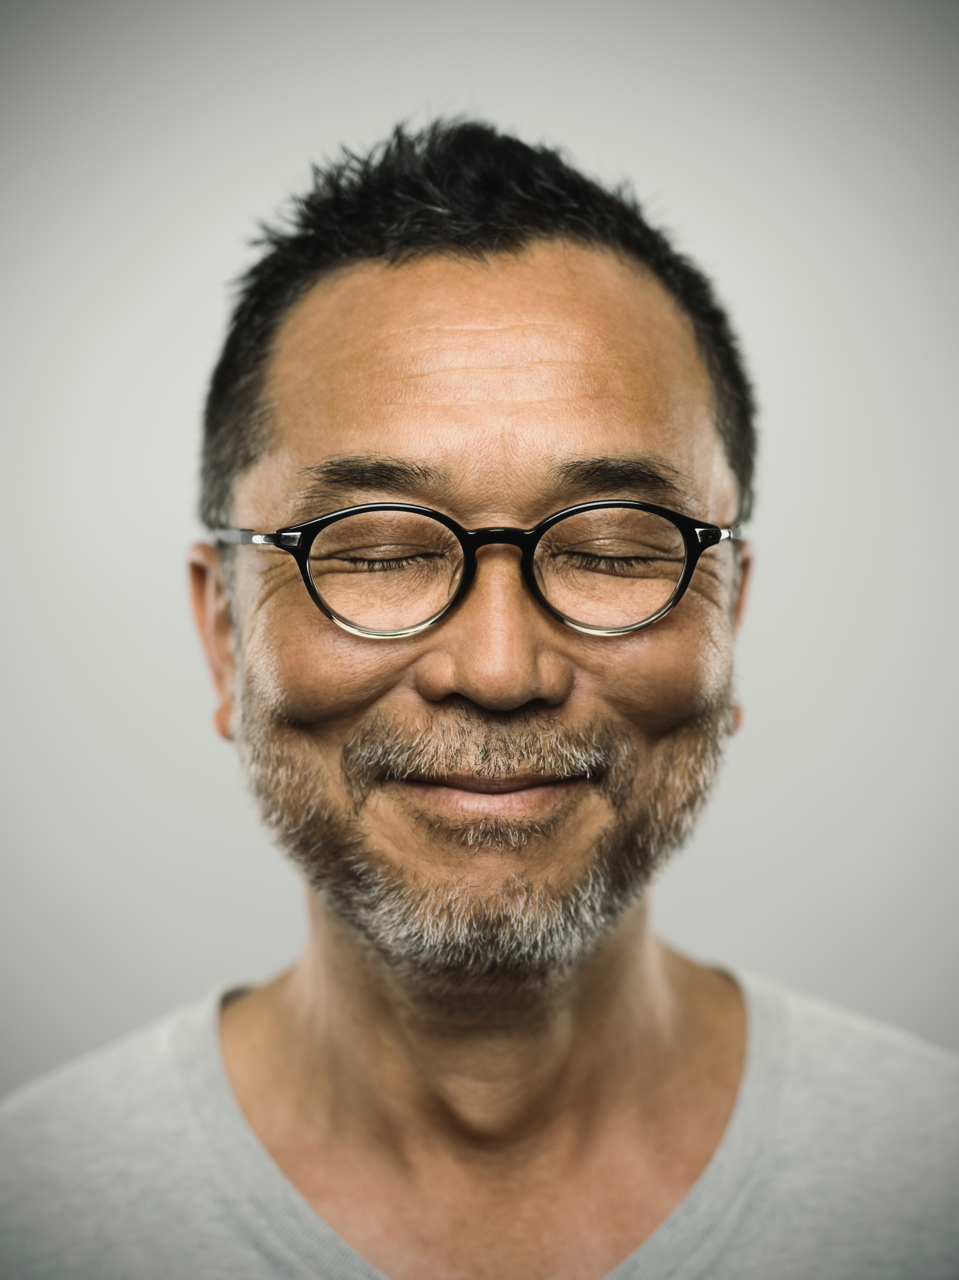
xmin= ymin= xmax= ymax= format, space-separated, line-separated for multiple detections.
xmin=458 ymin=526 xmax=540 ymax=585
xmin=461 ymin=525 xmax=537 ymax=552
xmin=452 ymin=525 xmax=552 ymax=622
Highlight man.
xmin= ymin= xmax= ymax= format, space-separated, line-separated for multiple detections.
xmin=1 ymin=120 xmax=957 ymax=1279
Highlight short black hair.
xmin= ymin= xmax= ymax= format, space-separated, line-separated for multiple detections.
xmin=201 ymin=120 xmax=756 ymax=529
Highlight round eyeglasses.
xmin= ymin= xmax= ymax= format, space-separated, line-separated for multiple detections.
xmin=215 ymin=501 xmax=741 ymax=639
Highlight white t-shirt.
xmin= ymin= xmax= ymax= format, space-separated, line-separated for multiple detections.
xmin=1 ymin=971 xmax=958 ymax=1279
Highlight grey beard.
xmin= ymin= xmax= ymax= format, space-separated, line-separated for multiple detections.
xmin=235 ymin=689 xmax=734 ymax=999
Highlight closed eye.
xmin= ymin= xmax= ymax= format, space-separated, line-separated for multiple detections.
xmin=558 ymin=551 xmax=683 ymax=576
xmin=313 ymin=550 xmax=449 ymax=572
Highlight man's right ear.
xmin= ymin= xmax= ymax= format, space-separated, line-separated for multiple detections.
xmin=188 ymin=543 xmax=236 ymax=741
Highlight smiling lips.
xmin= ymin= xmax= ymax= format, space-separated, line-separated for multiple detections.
xmin=417 ymin=773 xmax=578 ymax=793
xmin=394 ymin=773 xmax=583 ymax=817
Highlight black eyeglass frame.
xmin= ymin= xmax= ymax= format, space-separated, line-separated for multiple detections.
xmin=215 ymin=500 xmax=742 ymax=639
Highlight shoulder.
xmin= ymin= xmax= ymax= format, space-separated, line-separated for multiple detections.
xmin=732 ymin=973 xmax=959 ymax=1276
xmin=764 ymin=977 xmax=959 ymax=1134
xmin=0 ymin=994 xmax=234 ymax=1278
xmin=0 ymin=998 xmax=206 ymax=1168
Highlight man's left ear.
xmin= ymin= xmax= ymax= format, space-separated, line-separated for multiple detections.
xmin=731 ymin=539 xmax=753 ymax=637
xmin=188 ymin=543 xmax=237 ymax=741
xmin=730 ymin=540 xmax=752 ymax=733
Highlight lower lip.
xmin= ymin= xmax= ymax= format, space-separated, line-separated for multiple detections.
xmin=394 ymin=780 xmax=579 ymax=819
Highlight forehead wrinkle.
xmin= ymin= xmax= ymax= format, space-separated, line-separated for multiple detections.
xmin=340 ymin=327 xmax=698 ymax=415
xmin=343 ymin=355 xmax=651 ymax=411
xmin=277 ymin=303 xmax=670 ymax=389
xmin=293 ymin=349 xmax=624 ymax=405
xmin=350 ymin=321 xmax=670 ymax=376
xmin=364 ymin=318 xmax=612 ymax=360
xmin=279 ymin=314 xmax=597 ymax=375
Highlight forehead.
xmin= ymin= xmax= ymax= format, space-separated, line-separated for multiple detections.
xmin=254 ymin=240 xmax=734 ymax=522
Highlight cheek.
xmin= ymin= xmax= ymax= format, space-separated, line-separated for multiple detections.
xmin=239 ymin=575 xmax=413 ymax=730
xmin=589 ymin=599 xmax=735 ymax=737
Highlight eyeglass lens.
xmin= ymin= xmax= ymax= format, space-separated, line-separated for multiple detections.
xmin=306 ymin=508 xmax=687 ymax=634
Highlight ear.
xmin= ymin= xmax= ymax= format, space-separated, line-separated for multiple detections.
xmin=730 ymin=539 xmax=753 ymax=733
xmin=731 ymin=538 xmax=752 ymax=636
xmin=188 ymin=543 xmax=236 ymax=740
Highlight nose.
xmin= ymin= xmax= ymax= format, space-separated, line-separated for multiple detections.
xmin=412 ymin=544 xmax=574 ymax=712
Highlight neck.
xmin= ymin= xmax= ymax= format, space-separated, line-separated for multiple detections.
xmin=222 ymin=889 xmax=738 ymax=1153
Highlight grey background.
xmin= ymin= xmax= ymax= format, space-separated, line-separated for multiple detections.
xmin=2 ymin=0 xmax=957 ymax=1098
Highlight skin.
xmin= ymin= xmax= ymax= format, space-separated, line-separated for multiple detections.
xmin=190 ymin=240 xmax=753 ymax=1280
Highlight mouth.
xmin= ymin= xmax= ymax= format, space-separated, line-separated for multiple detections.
xmin=390 ymin=773 xmax=586 ymax=819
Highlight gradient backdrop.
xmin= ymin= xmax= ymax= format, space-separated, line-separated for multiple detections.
xmin=2 ymin=0 xmax=957 ymax=1097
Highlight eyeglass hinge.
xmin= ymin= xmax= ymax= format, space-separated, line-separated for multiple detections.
xmin=248 ymin=532 xmax=302 ymax=547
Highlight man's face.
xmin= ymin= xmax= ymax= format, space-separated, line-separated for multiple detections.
xmin=208 ymin=241 xmax=746 ymax=985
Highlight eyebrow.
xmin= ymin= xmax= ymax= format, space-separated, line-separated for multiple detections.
xmin=289 ymin=456 xmax=451 ymax=520
xmin=551 ymin=456 xmax=694 ymax=507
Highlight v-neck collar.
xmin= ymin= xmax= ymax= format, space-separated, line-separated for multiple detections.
xmin=175 ymin=970 xmax=787 ymax=1280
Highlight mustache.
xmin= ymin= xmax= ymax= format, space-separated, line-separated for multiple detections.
xmin=340 ymin=709 xmax=637 ymax=805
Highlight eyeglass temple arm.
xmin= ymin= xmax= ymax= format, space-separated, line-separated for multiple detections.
xmin=213 ymin=528 xmax=303 ymax=548
xmin=694 ymin=524 xmax=742 ymax=549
